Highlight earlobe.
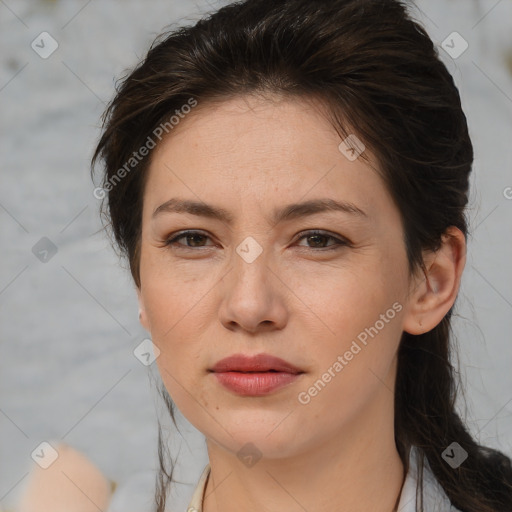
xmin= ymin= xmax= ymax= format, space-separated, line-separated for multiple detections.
xmin=136 ymin=287 xmax=150 ymax=331
xmin=402 ymin=227 xmax=466 ymax=335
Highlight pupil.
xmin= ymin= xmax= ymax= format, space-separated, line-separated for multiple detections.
xmin=309 ymin=235 xmax=324 ymax=247
xmin=189 ymin=234 xmax=204 ymax=246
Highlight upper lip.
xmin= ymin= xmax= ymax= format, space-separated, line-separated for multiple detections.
xmin=210 ymin=353 xmax=304 ymax=374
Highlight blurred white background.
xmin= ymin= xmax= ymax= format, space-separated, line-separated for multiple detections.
xmin=1 ymin=1 xmax=511 ymax=511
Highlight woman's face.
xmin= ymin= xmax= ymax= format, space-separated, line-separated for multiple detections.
xmin=137 ymin=94 xmax=416 ymax=459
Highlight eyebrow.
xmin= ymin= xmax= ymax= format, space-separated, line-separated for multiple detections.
xmin=152 ymin=197 xmax=368 ymax=225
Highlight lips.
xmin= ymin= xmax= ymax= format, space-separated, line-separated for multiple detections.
xmin=209 ymin=353 xmax=303 ymax=374
xmin=209 ymin=353 xmax=304 ymax=396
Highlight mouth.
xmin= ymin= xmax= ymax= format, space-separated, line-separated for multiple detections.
xmin=209 ymin=353 xmax=304 ymax=374
xmin=208 ymin=353 xmax=304 ymax=396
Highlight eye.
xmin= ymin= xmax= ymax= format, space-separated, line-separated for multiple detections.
xmin=164 ymin=230 xmax=214 ymax=249
xmin=294 ymin=230 xmax=350 ymax=250
xmin=163 ymin=229 xmax=350 ymax=251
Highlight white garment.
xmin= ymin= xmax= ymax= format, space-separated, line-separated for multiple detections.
xmin=396 ymin=446 xmax=462 ymax=511
xmin=186 ymin=445 xmax=463 ymax=512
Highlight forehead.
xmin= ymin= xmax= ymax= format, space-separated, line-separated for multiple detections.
xmin=144 ymin=94 xmax=393 ymax=223
xmin=151 ymin=93 xmax=345 ymax=167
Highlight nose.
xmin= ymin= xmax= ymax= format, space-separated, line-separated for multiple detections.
xmin=217 ymin=244 xmax=288 ymax=334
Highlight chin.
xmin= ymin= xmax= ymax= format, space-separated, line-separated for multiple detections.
xmin=207 ymin=417 xmax=306 ymax=459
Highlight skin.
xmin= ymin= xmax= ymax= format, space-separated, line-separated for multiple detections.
xmin=137 ymin=94 xmax=466 ymax=512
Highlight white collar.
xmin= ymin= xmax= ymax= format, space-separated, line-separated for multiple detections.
xmin=397 ymin=445 xmax=461 ymax=511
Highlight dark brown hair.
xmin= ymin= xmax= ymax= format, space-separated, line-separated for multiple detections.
xmin=91 ymin=1 xmax=512 ymax=510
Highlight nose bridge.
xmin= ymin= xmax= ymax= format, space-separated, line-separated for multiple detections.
xmin=231 ymin=234 xmax=271 ymax=297
xmin=218 ymin=233 xmax=287 ymax=332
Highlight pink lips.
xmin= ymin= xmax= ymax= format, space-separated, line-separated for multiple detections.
xmin=209 ymin=353 xmax=304 ymax=396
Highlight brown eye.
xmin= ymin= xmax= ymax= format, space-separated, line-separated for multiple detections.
xmin=165 ymin=231 xmax=213 ymax=248
xmin=295 ymin=230 xmax=349 ymax=250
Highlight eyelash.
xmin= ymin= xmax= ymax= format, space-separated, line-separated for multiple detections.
xmin=163 ymin=230 xmax=350 ymax=252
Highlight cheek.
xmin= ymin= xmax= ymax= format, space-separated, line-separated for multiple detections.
xmin=287 ymin=259 xmax=405 ymax=343
xmin=293 ymin=261 xmax=406 ymax=394
xmin=294 ymin=295 xmax=404 ymax=440
xmin=140 ymin=250 xmax=214 ymax=335
xmin=151 ymin=315 xmax=211 ymax=421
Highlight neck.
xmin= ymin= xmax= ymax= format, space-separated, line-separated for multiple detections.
xmin=202 ymin=363 xmax=406 ymax=512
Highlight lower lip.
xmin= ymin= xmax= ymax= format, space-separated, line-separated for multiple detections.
xmin=212 ymin=371 xmax=302 ymax=396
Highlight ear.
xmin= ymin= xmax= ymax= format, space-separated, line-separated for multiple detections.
xmin=136 ymin=286 xmax=150 ymax=331
xmin=402 ymin=226 xmax=466 ymax=335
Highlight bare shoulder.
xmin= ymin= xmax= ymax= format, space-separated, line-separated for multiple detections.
xmin=17 ymin=442 xmax=113 ymax=512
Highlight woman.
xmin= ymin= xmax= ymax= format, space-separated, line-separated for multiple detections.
xmin=91 ymin=0 xmax=512 ymax=511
